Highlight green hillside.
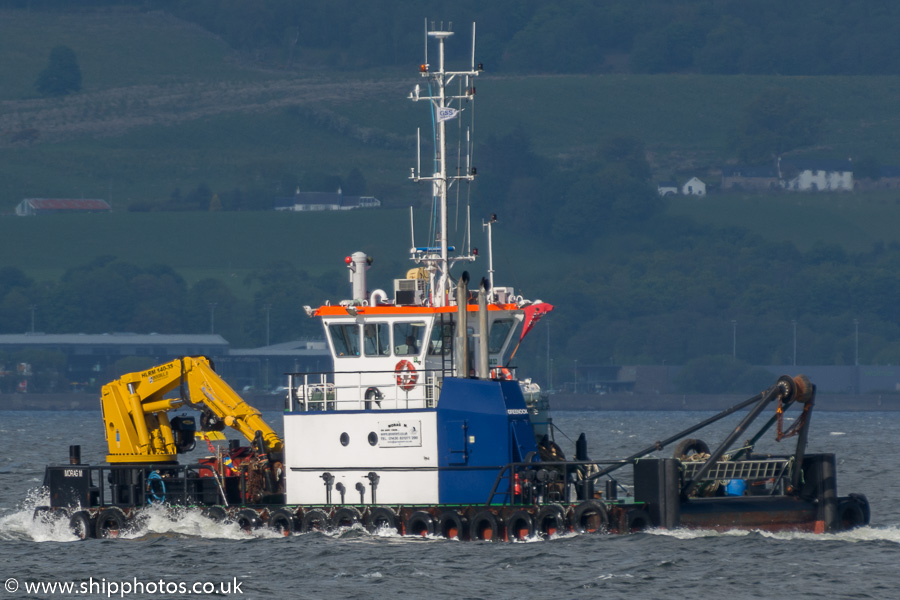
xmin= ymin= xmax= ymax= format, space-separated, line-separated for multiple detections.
xmin=0 ymin=10 xmax=260 ymax=96
xmin=5 ymin=189 xmax=899 ymax=288
xmin=7 ymin=7 xmax=900 ymax=392
xmin=4 ymin=9 xmax=900 ymax=213
xmin=0 ymin=210 xmax=415 ymax=288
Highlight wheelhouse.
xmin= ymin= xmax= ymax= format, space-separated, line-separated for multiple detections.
xmin=289 ymin=301 xmax=526 ymax=412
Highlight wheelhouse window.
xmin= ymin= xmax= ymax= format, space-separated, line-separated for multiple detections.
xmin=489 ymin=319 xmax=516 ymax=353
xmin=428 ymin=322 xmax=455 ymax=355
xmin=393 ymin=321 xmax=426 ymax=356
xmin=329 ymin=324 xmax=360 ymax=357
xmin=363 ymin=323 xmax=390 ymax=356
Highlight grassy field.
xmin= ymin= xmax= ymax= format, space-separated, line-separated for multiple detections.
xmin=0 ymin=209 xmax=412 ymax=284
xmin=3 ymin=191 xmax=900 ymax=302
xmin=666 ymin=191 xmax=900 ymax=253
xmin=0 ymin=206 xmax=567 ymax=302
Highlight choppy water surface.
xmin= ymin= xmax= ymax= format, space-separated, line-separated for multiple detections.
xmin=1 ymin=409 xmax=898 ymax=600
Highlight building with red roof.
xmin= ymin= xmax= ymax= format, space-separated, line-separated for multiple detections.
xmin=15 ymin=198 xmax=111 ymax=216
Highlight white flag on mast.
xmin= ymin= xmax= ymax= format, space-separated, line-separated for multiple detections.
xmin=436 ymin=107 xmax=459 ymax=122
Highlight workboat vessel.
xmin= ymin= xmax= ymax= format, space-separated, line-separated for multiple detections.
xmin=37 ymin=23 xmax=869 ymax=541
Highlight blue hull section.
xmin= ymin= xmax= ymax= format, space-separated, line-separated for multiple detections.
xmin=436 ymin=378 xmax=538 ymax=505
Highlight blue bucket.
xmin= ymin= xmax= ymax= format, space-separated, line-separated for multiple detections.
xmin=725 ymin=479 xmax=746 ymax=496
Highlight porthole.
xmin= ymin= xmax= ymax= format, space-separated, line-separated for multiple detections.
xmin=368 ymin=432 xmax=378 ymax=446
xmin=340 ymin=432 xmax=350 ymax=446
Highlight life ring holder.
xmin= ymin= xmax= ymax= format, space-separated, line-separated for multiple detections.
xmin=146 ymin=471 xmax=166 ymax=505
xmin=491 ymin=367 xmax=513 ymax=380
xmin=395 ymin=360 xmax=418 ymax=391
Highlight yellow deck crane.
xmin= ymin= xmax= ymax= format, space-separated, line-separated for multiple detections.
xmin=100 ymin=356 xmax=283 ymax=464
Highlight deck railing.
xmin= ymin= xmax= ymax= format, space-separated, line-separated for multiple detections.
xmin=285 ymin=369 xmax=445 ymax=412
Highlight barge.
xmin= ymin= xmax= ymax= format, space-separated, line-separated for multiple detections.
xmin=36 ymin=22 xmax=869 ymax=540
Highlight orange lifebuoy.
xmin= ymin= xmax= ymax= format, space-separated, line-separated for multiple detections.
xmin=491 ymin=367 xmax=512 ymax=380
xmin=395 ymin=360 xmax=418 ymax=391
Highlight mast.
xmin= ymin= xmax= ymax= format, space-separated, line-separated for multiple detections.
xmin=410 ymin=22 xmax=481 ymax=307
xmin=482 ymin=213 xmax=497 ymax=297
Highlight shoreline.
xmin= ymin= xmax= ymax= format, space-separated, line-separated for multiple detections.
xmin=549 ymin=392 xmax=900 ymax=411
xmin=3 ymin=392 xmax=898 ymax=412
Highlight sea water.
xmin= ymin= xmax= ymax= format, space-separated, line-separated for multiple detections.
xmin=1 ymin=409 xmax=898 ymax=600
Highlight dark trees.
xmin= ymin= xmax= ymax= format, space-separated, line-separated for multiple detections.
xmin=35 ymin=45 xmax=82 ymax=97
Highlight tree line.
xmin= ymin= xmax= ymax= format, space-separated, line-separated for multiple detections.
xmin=167 ymin=0 xmax=900 ymax=76
xmin=20 ymin=0 xmax=900 ymax=76
xmin=2 ymin=216 xmax=900 ymax=394
xmin=0 ymin=258 xmax=343 ymax=348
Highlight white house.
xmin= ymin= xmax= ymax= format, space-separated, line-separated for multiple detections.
xmin=780 ymin=159 xmax=853 ymax=192
xmin=682 ymin=177 xmax=706 ymax=196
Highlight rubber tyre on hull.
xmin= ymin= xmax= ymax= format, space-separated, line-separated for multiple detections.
xmin=674 ymin=438 xmax=710 ymax=459
xmin=96 ymin=506 xmax=128 ymax=539
xmin=535 ymin=504 xmax=567 ymax=538
xmin=506 ymin=510 xmax=536 ymax=541
xmin=469 ymin=511 xmax=501 ymax=542
xmin=235 ymin=509 xmax=262 ymax=531
xmin=624 ymin=508 xmax=651 ymax=533
xmin=301 ymin=509 xmax=329 ymax=533
xmin=69 ymin=510 xmax=94 ymax=541
xmin=330 ymin=507 xmax=362 ymax=530
xmin=849 ymin=493 xmax=871 ymax=526
xmin=201 ymin=506 xmax=228 ymax=523
xmin=268 ymin=508 xmax=299 ymax=535
xmin=405 ymin=511 xmax=436 ymax=537
xmin=572 ymin=500 xmax=609 ymax=534
xmin=838 ymin=499 xmax=867 ymax=530
xmin=32 ymin=506 xmax=52 ymax=524
xmin=365 ymin=507 xmax=400 ymax=534
xmin=438 ymin=510 xmax=467 ymax=540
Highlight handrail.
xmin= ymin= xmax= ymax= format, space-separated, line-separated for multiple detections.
xmin=66 ymin=462 xmax=249 ymax=509
xmin=287 ymin=368 xmax=447 ymax=411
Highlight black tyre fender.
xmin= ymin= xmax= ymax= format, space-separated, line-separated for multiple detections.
xmin=46 ymin=507 xmax=70 ymax=525
xmin=535 ymin=504 xmax=567 ymax=538
xmin=365 ymin=507 xmax=399 ymax=534
xmin=849 ymin=493 xmax=871 ymax=526
xmin=301 ymin=509 xmax=329 ymax=533
xmin=95 ymin=506 xmax=129 ymax=539
xmin=32 ymin=506 xmax=52 ymax=524
xmin=624 ymin=508 xmax=652 ymax=533
xmin=674 ymin=438 xmax=710 ymax=459
xmin=235 ymin=508 xmax=262 ymax=531
xmin=438 ymin=510 xmax=467 ymax=540
xmin=330 ymin=506 xmax=362 ymax=530
xmin=404 ymin=510 xmax=436 ymax=537
xmin=837 ymin=498 xmax=867 ymax=530
xmin=201 ymin=506 xmax=228 ymax=523
xmin=572 ymin=500 xmax=609 ymax=534
xmin=506 ymin=510 xmax=536 ymax=541
xmin=68 ymin=510 xmax=94 ymax=540
xmin=469 ymin=510 xmax=501 ymax=542
xmin=267 ymin=508 xmax=299 ymax=535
